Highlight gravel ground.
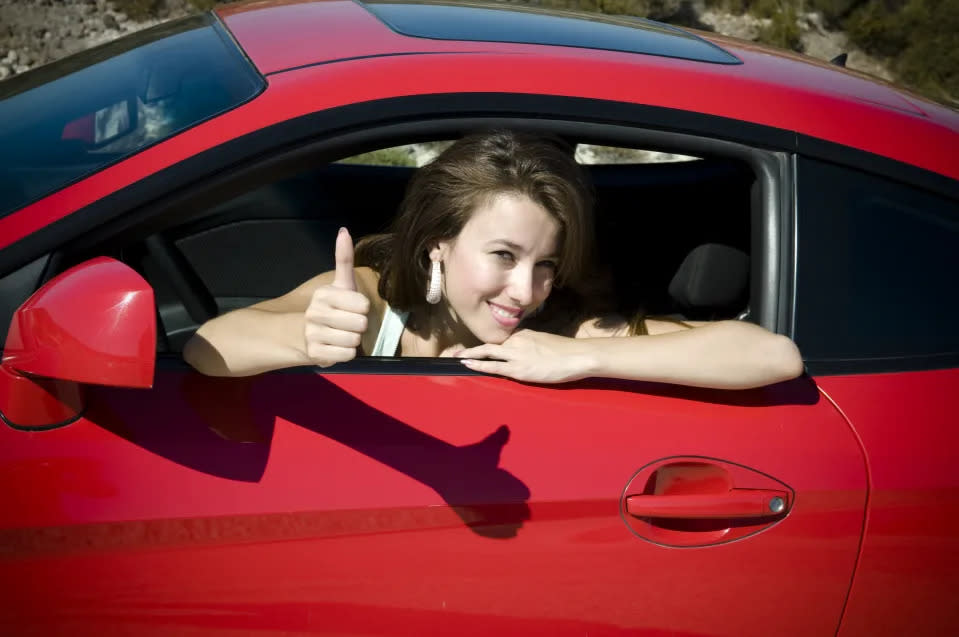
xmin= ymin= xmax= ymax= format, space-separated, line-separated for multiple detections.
xmin=0 ymin=0 xmax=195 ymax=80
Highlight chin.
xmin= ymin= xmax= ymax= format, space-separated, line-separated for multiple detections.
xmin=470 ymin=322 xmax=514 ymax=345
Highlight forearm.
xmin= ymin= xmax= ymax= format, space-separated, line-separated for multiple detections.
xmin=183 ymin=308 xmax=311 ymax=377
xmin=583 ymin=321 xmax=804 ymax=389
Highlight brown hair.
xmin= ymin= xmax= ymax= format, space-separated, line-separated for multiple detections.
xmin=355 ymin=129 xmax=595 ymax=320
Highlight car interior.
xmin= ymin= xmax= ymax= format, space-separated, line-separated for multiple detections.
xmin=1 ymin=131 xmax=758 ymax=359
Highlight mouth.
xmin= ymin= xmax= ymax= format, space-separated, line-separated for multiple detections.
xmin=487 ymin=301 xmax=523 ymax=329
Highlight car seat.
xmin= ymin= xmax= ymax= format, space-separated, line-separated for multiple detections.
xmin=667 ymin=243 xmax=750 ymax=320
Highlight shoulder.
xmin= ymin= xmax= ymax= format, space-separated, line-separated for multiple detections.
xmin=574 ymin=315 xmax=628 ymax=338
xmin=574 ymin=315 xmax=709 ymax=338
xmin=250 ymin=266 xmax=385 ymax=315
xmin=353 ymin=266 xmax=383 ymax=302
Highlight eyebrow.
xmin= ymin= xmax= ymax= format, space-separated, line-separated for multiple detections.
xmin=488 ymin=240 xmax=559 ymax=260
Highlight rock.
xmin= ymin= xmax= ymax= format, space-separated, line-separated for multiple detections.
xmin=642 ymin=0 xmax=684 ymax=21
xmin=103 ymin=13 xmax=118 ymax=30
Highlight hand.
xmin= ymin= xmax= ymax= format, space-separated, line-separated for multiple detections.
xmin=304 ymin=228 xmax=371 ymax=367
xmin=457 ymin=329 xmax=596 ymax=384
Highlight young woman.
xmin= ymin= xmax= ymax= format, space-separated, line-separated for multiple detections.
xmin=183 ymin=130 xmax=803 ymax=389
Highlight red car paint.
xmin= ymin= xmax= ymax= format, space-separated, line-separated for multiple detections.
xmin=1 ymin=372 xmax=866 ymax=636
xmin=1 ymin=3 xmax=956 ymax=250
xmin=2 ymin=257 xmax=155 ymax=389
xmin=0 ymin=1 xmax=956 ymax=635
xmin=819 ymin=371 xmax=959 ymax=637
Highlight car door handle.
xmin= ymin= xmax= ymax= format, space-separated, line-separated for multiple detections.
xmin=625 ymin=489 xmax=789 ymax=520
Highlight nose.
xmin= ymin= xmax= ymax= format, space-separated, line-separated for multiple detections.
xmin=506 ymin=264 xmax=535 ymax=307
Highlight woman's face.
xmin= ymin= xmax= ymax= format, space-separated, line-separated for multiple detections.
xmin=433 ymin=192 xmax=560 ymax=344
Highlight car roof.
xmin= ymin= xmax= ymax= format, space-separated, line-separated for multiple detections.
xmin=218 ymin=0 xmax=956 ymax=129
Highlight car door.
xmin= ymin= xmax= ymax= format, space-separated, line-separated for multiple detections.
xmin=0 ymin=137 xmax=867 ymax=637
xmin=1 ymin=356 xmax=865 ymax=637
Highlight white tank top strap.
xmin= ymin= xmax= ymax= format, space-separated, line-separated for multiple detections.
xmin=371 ymin=304 xmax=409 ymax=357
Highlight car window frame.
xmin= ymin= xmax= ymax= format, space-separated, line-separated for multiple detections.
xmin=1 ymin=96 xmax=796 ymax=367
xmin=792 ymin=154 xmax=959 ymax=375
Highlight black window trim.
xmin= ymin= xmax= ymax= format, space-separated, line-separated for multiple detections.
xmin=1 ymin=94 xmax=953 ymax=378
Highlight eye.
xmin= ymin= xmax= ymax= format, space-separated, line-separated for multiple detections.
xmin=537 ymin=260 xmax=558 ymax=271
xmin=493 ymin=250 xmax=515 ymax=263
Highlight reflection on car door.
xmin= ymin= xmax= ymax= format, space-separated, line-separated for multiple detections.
xmin=0 ymin=361 xmax=865 ymax=636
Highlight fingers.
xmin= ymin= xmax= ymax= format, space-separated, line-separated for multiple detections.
xmin=312 ymin=306 xmax=368 ymax=333
xmin=305 ymin=230 xmax=370 ymax=367
xmin=460 ymin=358 xmax=509 ymax=376
xmin=459 ymin=344 xmax=512 ymax=377
xmin=307 ymin=344 xmax=360 ymax=368
xmin=307 ymin=324 xmax=363 ymax=349
xmin=332 ymin=227 xmax=356 ymax=291
xmin=310 ymin=286 xmax=370 ymax=315
xmin=456 ymin=344 xmax=507 ymax=360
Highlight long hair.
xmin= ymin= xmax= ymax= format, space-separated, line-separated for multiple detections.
xmin=355 ymin=130 xmax=596 ymax=323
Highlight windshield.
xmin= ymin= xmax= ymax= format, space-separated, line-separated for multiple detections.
xmin=0 ymin=14 xmax=264 ymax=218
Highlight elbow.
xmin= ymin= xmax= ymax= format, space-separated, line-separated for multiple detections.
xmin=765 ymin=334 xmax=804 ymax=384
xmin=723 ymin=321 xmax=804 ymax=388
xmin=182 ymin=334 xmax=204 ymax=372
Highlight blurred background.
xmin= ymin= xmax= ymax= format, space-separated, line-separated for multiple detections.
xmin=0 ymin=0 xmax=956 ymax=106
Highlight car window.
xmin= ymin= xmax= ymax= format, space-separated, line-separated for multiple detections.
xmin=124 ymin=139 xmax=754 ymax=353
xmin=574 ymin=144 xmax=699 ymax=164
xmin=338 ymin=142 xmax=454 ymax=167
xmin=794 ymin=157 xmax=959 ymax=372
xmin=0 ymin=14 xmax=263 ymax=218
xmin=339 ymin=142 xmax=701 ymax=166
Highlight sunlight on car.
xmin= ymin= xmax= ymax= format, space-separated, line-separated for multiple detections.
xmin=338 ymin=142 xmax=453 ymax=167
xmin=574 ymin=144 xmax=699 ymax=164
xmin=339 ymin=142 xmax=699 ymax=166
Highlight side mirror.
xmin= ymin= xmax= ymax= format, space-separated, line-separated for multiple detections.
xmin=0 ymin=257 xmax=155 ymax=429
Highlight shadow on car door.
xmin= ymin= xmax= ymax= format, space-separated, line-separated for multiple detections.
xmin=0 ymin=363 xmax=866 ymax=637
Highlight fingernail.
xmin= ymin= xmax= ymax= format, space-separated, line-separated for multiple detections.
xmin=338 ymin=227 xmax=347 ymax=234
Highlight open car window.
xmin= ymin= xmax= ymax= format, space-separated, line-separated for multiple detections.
xmin=118 ymin=138 xmax=755 ymax=354
xmin=338 ymin=142 xmax=701 ymax=166
xmin=34 ymin=121 xmax=774 ymax=359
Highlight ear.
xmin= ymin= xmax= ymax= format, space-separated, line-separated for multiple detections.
xmin=429 ymin=241 xmax=449 ymax=262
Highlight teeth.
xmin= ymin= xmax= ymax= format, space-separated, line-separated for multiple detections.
xmin=490 ymin=304 xmax=519 ymax=318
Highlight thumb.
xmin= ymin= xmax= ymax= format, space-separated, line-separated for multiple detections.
xmin=332 ymin=227 xmax=356 ymax=290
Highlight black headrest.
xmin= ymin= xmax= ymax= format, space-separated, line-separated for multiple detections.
xmin=668 ymin=243 xmax=749 ymax=311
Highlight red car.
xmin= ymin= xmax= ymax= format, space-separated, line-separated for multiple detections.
xmin=1 ymin=1 xmax=956 ymax=635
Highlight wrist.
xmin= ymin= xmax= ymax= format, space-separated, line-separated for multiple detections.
xmin=573 ymin=338 xmax=605 ymax=379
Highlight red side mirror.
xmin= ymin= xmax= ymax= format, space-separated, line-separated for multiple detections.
xmin=1 ymin=257 xmax=155 ymax=429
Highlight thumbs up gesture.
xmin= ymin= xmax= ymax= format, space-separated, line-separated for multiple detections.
xmin=304 ymin=228 xmax=371 ymax=367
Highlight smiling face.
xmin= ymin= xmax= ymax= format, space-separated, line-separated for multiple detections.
xmin=432 ymin=192 xmax=561 ymax=345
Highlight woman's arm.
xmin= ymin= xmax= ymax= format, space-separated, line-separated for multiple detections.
xmin=183 ymin=229 xmax=383 ymax=377
xmin=457 ymin=319 xmax=804 ymax=389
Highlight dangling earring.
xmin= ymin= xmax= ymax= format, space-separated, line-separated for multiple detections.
xmin=426 ymin=260 xmax=442 ymax=304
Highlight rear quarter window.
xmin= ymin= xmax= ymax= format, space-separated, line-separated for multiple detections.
xmin=794 ymin=157 xmax=959 ymax=373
